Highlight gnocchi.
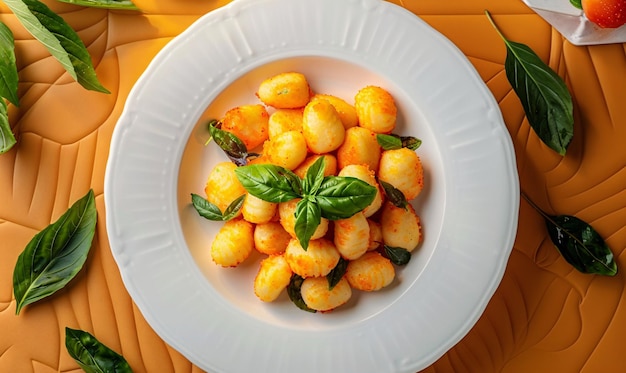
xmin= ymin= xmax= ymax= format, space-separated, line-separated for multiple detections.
xmin=198 ymin=71 xmax=428 ymax=312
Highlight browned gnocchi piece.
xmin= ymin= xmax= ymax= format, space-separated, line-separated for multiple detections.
xmin=302 ymin=99 xmax=345 ymax=154
xmin=254 ymin=222 xmax=292 ymax=255
xmin=254 ymin=255 xmax=293 ymax=302
xmin=378 ymin=147 xmax=424 ymax=200
xmin=204 ymin=161 xmax=246 ymax=214
xmin=278 ymin=199 xmax=329 ymax=240
xmin=345 ymin=251 xmax=395 ymax=291
xmin=354 ymin=85 xmax=397 ymax=134
xmin=268 ymin=109 xmax=303 ymax=139
xmin=337 ymin=164 xmax=383 ymax=217
xmin=333 ymin=212 xmax=370 ymax=260
xmin=311 ymin=93 xmax=358 ymax=129
xmin=293 ymin=154 xmax=338 ymax=178
xmin=380 ymin=202 xmax=422 ymax=252
xmin=264 ymin=130 xmax=308 ymax=170
xmin=336 ymin=126 xmax=381 ymax=172
xmin=221 ymin=104 xmax=269 ymax=150
xmin=301 ymin=276 xmax=352 ymax=312
xmin=284 ymin=238 xmax=340 ymax=278
xmin=242 ymin=193 xmax=277 ymax=224
xmin=257 ymin=72 xmax=312 ymax=109
xmin=211 ymin=219 xmax=254 ymax=267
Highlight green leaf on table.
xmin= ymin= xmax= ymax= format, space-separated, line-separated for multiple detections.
xmin=13 ymin=189 xmax=97 ymax=314
xmin=545 ymin=214 xmax=617 ymax=276
xmin=315 ymin=176 xmax=376 ymax=220
xmin=294 ymin=197 xmax=321 ymax=251
xmin=485 ymin=10 xmax=573 ymax=155
xmin=0 ymin=100 xmax=16 ymax=154
xmin=65 ymin=327 xmax=133 ymax=373
xmin=0 ymin=21 xmax=19 ymax=106
xmin=191 ymin=193 xmax=244 ymax=221
xmin=55 ymin=0 xmax=138 ymax=10
xmin=3 ymin=0 xmax=110 ymax=93
xmin=235 ymin=164 xmax=301 ymax=203
xmin=570 ymin=0 xmax=582 ymax=10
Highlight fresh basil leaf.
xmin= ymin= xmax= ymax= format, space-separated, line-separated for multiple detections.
xmin=377 ymin=134 xmax=422 ymax=151
xmin=294 ymin=197 xmax=321 ymax=251
xmin=235 ymin=164 xmax=301 ymax=203
xmin=0 ymin=21 xmax=19 ymax=106
xmin=65 ymin=327 xmax=133 ymax=373
xmin=570 ymin=0 xmax=582 ymax=10
xmin=379 ymin=180 xmax=408 ymax=209
xmin=13 ymin=189 xmax=97 ymax=314
xmin=486 ymin=10 xmax=573 ymax=155
xmin=401 ymin=136 xmax=422 ymax=150
xmin=208 ymin=120 xmax=250 ymax=166
xmin=382 ymin=245 xmax=411 ymax=266
xmin=327 ymin=258 xmax=348 ymax=290
xmin=222 ymin=194 xmax=246 ymax=221
xmin=302 ymin=156 xmax=326 ymax=195
xmin=315 ymin=176 xmax=376 ymax=220
xmin=3 ymin=0 xmax=109 ymax=93
xmin=287 ymin=274 xmax=316 ymax=313
xmin=55 ymin=0 xmax=138 ymax=10
xmin=546 ymin=214 xmax=617 ymax=276
xmin=0 ymin=99 xmax=16 ymax=154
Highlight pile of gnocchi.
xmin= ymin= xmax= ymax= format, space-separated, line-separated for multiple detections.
xmin=199 ymin=72 xmax=424 ymax=312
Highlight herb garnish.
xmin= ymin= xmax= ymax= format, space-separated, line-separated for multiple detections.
xmin=191 ymin=193 xmax=245 ymax=221
xmin=65 ymin=327 xmax=133 ymax=373
xmin=376 ymin=133 xmax=421 ymax=151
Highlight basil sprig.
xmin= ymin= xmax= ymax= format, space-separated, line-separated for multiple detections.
xmin=486 ymin=10 xmax=573 ymax=155
xmin=376 ymin=133 xmax=421 ymax=151
xmin=65 ymin=327 xmax=133 ymax=373
xmin=191 ymin=193 xmax=245 ymax=221
xmin=207 ymin=120 xmax=258 ymax=166
xmin=235 ymin=157 xmax=376 ymax=250
xmin=13 ymin=189 xmax=97 ymax=314
xmin=56 ymin=0 xmax=138 ymax=10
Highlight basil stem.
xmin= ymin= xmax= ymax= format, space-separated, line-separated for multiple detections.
xmin=65 ymin=327 xmax=133 ymax=373
xmin=287 ymin=275 xmax=316 ymax=313
xmin=55 ymin=0 xmax=138 ymax=10
xmin=485 ymin=10 xmax=573 ymax=155
xmin=0 ymin=21 xmax=19 ymax=107
xmin=0 ymin=99 xmax=16 ymax=154
xmin=3 ymin=0 xmax=109 ymax=93
xmin=13 ymin=189 xmax=97 ymax=314
xmin=191 ymin=193 xmax=244 ymax=222
xmin=522 ymin=193 xmax=617 ymax=276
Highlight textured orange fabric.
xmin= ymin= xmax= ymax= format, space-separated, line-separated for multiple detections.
xmin=0 ymin=0 xmax=624 ymax=372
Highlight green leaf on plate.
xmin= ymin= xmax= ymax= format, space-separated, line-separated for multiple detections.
xmin=3 ymin=0 xmax=110 ymax=93
xmin=13 ymin=189 xmax=97 ymax=314
xmin=0 ymin=21 xmax=19 ymax=106
xmin=191 ymin=193 xmax=244 ymax=221
xmin=235 ymin=164 xmax=302 ymax=203
xmin=315 ymin=176 xmax=376 ymax=220
xmin=294 ymin=197 xmax=321 ymax=251
xmin=302 ymin=156 xmax=326 ymax=196
xmin=65 ymin=327 xmax=133 ymax=373
xmin=55 ymin=0 xmax=138 ymax=10
xmin=379 ymin=179 xmax=408 ymax=210
xmin=376 ymin=133 xmax=421 ymax=151
xmin=287 ymin=274 xmax=316 ymax=313
xmin=486 ymin=10 xmax=573 ymax=155
xmin=546 ymin=214 xmax=617 ymax=276
xmin=382 ymin=245 xmax=411 ymax=266
xmin=570 ymin=0 xmax=582 ymax=10
xmin=0 ymin=99 xmax=16 ymax=154
xmin=327 ymin=257 xmax=348 ymax=290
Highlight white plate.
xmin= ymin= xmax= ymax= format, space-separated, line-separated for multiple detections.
xmin=522 ymin=0 xmax=626 ymax=45
xmin=104 ymin=0 xmax=519 ymax=372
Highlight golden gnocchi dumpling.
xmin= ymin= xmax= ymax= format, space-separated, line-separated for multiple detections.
xmin=204 ymin=161 xmax=246 ymax=214
xmin=380 ymin=202 xmax=422 ymax=252
xmin=345 ymin=251 xmax=395 ymax=292
xmin=257 ymin=72 xmax=311 ymax=109
xmin=354 ymin=85 xmax=397 ymax=134
xmin=302 ymin=99 xmax=345 ymax=154
xmin=293 ymin=154 xmax=337 ymax=178
xmin=378 ymin=148 xmax=424 ymax=200
xmin=268 ymin=109 xmax=303 ymax=139
xmin=278 ymin=199 xmax=329 ymax=240
xmin=242 ymin=193 xmax=277 ymax=224
xmin=337 ymin=164 xmax=382 ymax=217
xmin=333 ymin=212 xmax=370 ymax=260
xmin=254 ymin=255 xmax=293 ymax=302
xmin=254 ymin=222 xmax=292 ymax=255
xmin=264 ymin=130 xmax=308 ymax=170
xmin=311 ymin=93 xmax=358 ymax=129
xmin=284 ymin=238 xmax=340 ymax=278
xmin=367 ymin=219 xmax=383 ymax=251
xmin=336 ymin=126 xmax=381 ymax=172
xmin=301 ymin=276 xmax=352 ymax=312
xmin=221 ymin=104 xmax=269 ymax=150
xmin=211 ymin=219 xmax=254 ymax=267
